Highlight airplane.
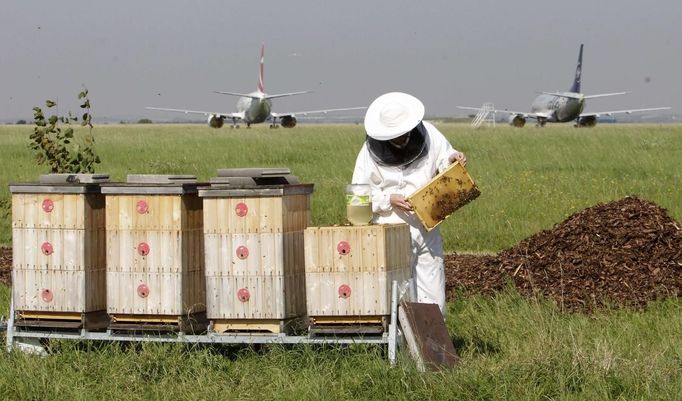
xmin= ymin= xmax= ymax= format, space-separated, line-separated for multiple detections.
xmin=147 ymin=44 xmax=365 ymax=128
xmin=457 ymin=44 xmax=670 ymax=127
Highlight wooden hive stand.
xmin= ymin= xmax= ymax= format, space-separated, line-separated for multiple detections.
xmin=107 ymin=313 xmax=207 ymax=333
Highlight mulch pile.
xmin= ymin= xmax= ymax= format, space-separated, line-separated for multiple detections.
xmin=0 ymin=196 xmax=680 ymax=313
xmin=445 ymin=196 xmax=682 ymax=312
xmin=0 ymin=247 xmax=10 ymax=286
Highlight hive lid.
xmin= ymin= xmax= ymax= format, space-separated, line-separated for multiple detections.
xmin=407 ymin=161 xmax=480 ymax=231
xmin=9 ymin=173 xmax=110 ymax=193
xmin=216 ymin=167 xmax=291 ymax=177
xmin=208 ymin=167 xmax=299 ymax=188
xmin=126 ymin=174 xmax=197 ymax=184
xmin=39 ymin=173 xmax=110 ymax=184
xmin=100 ymin=175 xmax=199 ymax=195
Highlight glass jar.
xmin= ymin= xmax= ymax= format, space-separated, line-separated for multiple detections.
xmin=346 ymin=184 xmax=372 ymax=226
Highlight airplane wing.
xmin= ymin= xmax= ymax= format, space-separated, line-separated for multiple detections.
xmin=146 ymin=107 xmax=243 ymax=119
xmin=271 ymin=106 xmax=366 ymax=118
xmin=579 ymin=107 xmax=671 ymax=118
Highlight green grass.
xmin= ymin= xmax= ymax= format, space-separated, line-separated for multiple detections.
xmin=1 ymin=123 xmax=681 ymax=251
xmin=0 ymin=123 xmax=681 ymax=400
xmin=0 ymin=291 xmax=679 ymax=400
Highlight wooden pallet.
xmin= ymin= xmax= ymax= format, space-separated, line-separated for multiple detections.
xmin=15 ymin=310 xmax=110 ymax=330
xmin=108 ymin=312 xmax=207 ymax=334
xmin=308 ymin=315 xmax=388 ymax=335
xmin=210 ymin=317 xmax=304 ymax=335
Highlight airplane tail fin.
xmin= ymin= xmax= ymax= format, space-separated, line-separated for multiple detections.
xmin=258 ymin=43 xmax=265 ymax=93
xmin=569 ymin=44 xmax=583 ymax=93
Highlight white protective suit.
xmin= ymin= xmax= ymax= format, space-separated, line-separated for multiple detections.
xmin=352 ymin=121 xmax=456 ymax=314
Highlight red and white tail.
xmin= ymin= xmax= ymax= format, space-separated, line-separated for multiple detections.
xmin=212 ymin=43 xmax=307 ymax=100
xmin=257 ymin=43 xmax=265 ymax=93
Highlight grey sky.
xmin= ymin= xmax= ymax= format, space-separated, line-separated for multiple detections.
xmin=1 ymin=0 xmax=680 ymax=122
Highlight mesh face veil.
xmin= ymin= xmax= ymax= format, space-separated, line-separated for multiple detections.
xmin=366 ymin=122 xmax=428 ymax=167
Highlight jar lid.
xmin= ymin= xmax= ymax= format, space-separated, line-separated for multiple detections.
xmin=346 ymin=183 xmax=371 ymax=195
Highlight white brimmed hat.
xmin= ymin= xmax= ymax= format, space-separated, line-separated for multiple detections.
xmin=364 ymin=92 xmax=425 ymax=140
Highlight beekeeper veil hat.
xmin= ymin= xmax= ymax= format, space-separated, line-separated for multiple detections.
xmin=363 ymin=92 xmax=425 ymax=140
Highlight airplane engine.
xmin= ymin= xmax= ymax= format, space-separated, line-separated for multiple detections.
xmin=281 ymin=116 xmax=297 ymax=128
xmin=575 ymin=115 xmax=597 ymax=127
xmin=207 ymin=114 xmax=225 ymax=128
xmin=509 ymin=114 xmax=526 ymax=127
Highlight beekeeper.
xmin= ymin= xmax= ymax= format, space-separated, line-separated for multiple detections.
xmin=352 ymin=92 xmax=466 ymax=315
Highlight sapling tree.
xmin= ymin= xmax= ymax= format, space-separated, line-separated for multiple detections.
xmin=29 ymin=89 xmax=101 ymax=173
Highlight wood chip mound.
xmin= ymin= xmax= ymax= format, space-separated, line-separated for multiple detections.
xmin=446 ymin=196 xmax=682 ymax=312
xmin=0 ymin=247 xmax=9 ymax=286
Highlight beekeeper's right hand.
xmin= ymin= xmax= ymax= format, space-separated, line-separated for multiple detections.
xmin=390 ymin=194 xmax=413 ymax=211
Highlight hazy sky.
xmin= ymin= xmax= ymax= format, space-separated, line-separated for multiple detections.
xmin=1 ymin=0 xmax=680 ymax=122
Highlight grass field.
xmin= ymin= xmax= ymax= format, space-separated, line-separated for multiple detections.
xmin=1 ymin=123 xmax=681 ymax=251
xmin=0 ymin=123 xmax=680 ymax=400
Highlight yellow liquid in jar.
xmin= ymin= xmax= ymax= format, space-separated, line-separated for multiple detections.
xmin=346 ymin=204 xmax=373 ymax=226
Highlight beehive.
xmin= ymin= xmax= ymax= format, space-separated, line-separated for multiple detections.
xmin=101 ymin=175 xmax=205 ymax=329
xmin=10 ymin=174 xmax=109 ymax=329
xmin=407 ymin=161 xmax=480 ymax=231
xmin=304 ymin=224 xmax=411 ymax=319
xmin=199 ymin=168 xmax=313 ymax=333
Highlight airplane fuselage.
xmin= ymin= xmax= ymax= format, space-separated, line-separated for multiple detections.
xmin=530 ymin=93 xmax=585 ymax=122
xmin=236 ymin=92 xmax=272 ymax=124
